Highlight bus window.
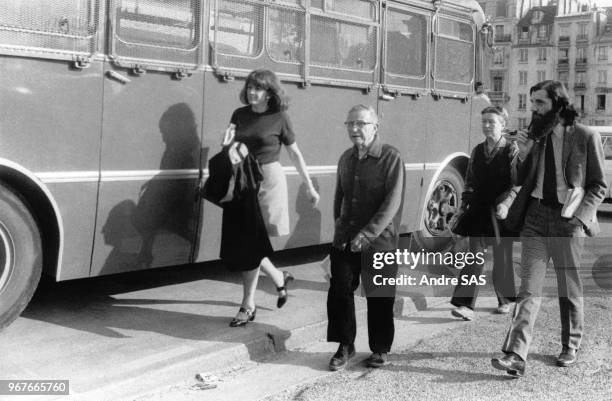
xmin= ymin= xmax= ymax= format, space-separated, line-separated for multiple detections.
xmin=311 ymin=0 xmax=376 ymax=20
xmin=309 ymin=0 xmax=378 ymax=84
xmin=210 ymin=0 xmax=263 ymax=57
xmin=310 ymin=17 xmax=376 ymax=70
xmin=386 ymin=9 xmax=426 ymax=77
xmin=112 ymin=0 xmax=201 ymax=68
xmin=434 ymin=16 xmax=474 ymax=93
xmin=0 ymin=0 xmax=97 ymax=59
xmin=267 ymin=7 xmax=304 ymax=63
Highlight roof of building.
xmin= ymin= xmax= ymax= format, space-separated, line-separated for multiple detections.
xmin=518 ymin=6 xmax=557 ymax=27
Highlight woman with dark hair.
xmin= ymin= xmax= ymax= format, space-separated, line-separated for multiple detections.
xmin=449 ymin=106 xmax=519 ymax=320
xmin=224 ymin=69 xmax=320 ymax=327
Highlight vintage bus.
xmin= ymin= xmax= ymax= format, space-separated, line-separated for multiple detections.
xmin=0 ymin=0 xmax=492 ymax=329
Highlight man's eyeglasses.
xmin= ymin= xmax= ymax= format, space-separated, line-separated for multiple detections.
xmin=344 ymin=121 xmax=375 ymax=128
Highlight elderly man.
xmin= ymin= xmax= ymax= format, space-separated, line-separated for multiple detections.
xmin=492 ymin=81 xmax=607 ymax=377
xmin=327 ymin=104 xmax=405 ymax=371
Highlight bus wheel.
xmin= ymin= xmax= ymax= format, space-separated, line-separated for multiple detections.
xmin=0 ymin=184 xmax=42 ymax=331
xmin=413 ymin=166 xmax=464 ymax=251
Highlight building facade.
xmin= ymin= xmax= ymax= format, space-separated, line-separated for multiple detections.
xmin=479 ymin=0 xmax=612 ymax=128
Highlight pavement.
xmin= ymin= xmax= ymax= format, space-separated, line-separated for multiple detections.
xmin=1 ymin=239 xmax=610 ymax=401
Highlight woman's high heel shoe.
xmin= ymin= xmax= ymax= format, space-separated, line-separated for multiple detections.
xmin=276 ymin=272 xmax=294 ymax=308
xmin=229 ymin=307 xmax=256 ymax=327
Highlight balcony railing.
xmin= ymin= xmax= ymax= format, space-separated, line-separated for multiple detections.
xmin=558 ymin=35 xmax=570 ymax=43
xmin=488 ymin=91 xmax=508 ymax=103
xmin=576 ymin=34 xmax=589 ymax=42
xmin=575 ymin=82 xmax=586 ymax=90
xmin=518 ymin=37 xmax=530 ymax=44
xmin=495 ymin=34 xmax=512 ymax=43
xmin=576 ymin=58 xmax=588 ymax=64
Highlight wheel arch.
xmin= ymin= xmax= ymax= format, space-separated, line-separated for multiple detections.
xmin=0 ymin=158 xmax=63 ymax=279
xmin=419 ymin=152 xmax=469 ymax=231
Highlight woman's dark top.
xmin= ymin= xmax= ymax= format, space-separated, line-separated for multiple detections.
xmin=231 ymin=106 xmax=296 ymax=165
xmin=458 ymin=139 xmax=517 ymax=237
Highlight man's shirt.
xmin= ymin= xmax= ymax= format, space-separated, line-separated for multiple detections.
xmin=333 ymin=135 xmax=405 ymax=250
xmin=531 ymin=124 xmax=569 ymax=203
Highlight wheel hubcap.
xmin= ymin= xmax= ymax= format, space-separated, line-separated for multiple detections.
xmin=0 ymin=222 xmax=15 ymax=295
xmin=424 ymin=179 xmax=459 ymax=236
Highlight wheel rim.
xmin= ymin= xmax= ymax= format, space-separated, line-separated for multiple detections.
xmin=0 ymin=222 xmax=15 ymax=295
xmin=424 ymin=179 xmax=459 ymax=236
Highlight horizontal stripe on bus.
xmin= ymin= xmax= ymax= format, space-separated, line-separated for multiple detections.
xmin=35 ymin=163 xmax=435 ymax=184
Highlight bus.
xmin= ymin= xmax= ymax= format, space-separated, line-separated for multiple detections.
xmin=0 ymin=0 xmax=491 ymax=329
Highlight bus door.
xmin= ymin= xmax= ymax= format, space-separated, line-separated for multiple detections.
xmin=90 ymin=0 xmax=205 ymax=276
xmin=378 ymin=1 xmax=431 ymax=233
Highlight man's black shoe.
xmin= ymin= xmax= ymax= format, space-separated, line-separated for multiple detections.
xmin=364 ymin=352 xmax=388 ymax=368
xmin=491 ymin=352 xmax=525 ymax=377
xmin=556 ymin=347 xmax=578 ymax=367
xmin=329 ymin=343 xmax=355 ymax=371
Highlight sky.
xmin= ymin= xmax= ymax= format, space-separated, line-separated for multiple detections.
xmin=595 ymin=0 xmax=612 ymax=7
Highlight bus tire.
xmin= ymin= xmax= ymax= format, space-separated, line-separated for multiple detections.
xmin=0 ymin=184 xmax=42 ymax=331
xmin=413 ymin=166 xmax=464 ymax=252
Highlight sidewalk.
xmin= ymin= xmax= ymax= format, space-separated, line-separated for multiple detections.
xmin=1 ymin=245 xmax=497 ymax=401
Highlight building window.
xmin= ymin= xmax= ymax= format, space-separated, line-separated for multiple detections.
xmin=520 ymin=26 xmax=529 ymax=40
xmin=518 ymin=118 xmax=528 ymax=129
xmin=537 ymin=25 xmax=547 ymax=38
xmin=575 ymin=95 xmax=585 ymax=112
xmin=599 ymin=70 xmax=607 ymax=84
xmin=518 ymin=94 xmax=527 ymax=110
xmin=577 ymin=47 xmax=586 ymax=62
xmin=597 ymin=94 xmax=606 ymax=111
xmin=538 ymin=47 xmax=547 ymax=61
xmin=598 ymin=46 xmax=608 ymax=61
xmin=519 ymin=71 xmax=527 ymax=85
xmin=494 ymin=47 xmax=505 ymax=64
xmin=537 ymin=70 xmax=545 ymax=82
xmin=519 ymin=48 xmax=528 ymax=62
xmin=492 ymin=75 xmax=503 ymax=92
xmin=531 ymin=11 xmax=544 ymax=24
xmin=496 ymin=0 xmax=507 ymax=17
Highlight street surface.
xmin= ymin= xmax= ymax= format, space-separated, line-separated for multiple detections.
xmin=0 ymin=207 xmax=611 ymax=400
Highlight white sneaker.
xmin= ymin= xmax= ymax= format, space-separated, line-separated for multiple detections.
xmin=451 ymin=306 xmax=474 ymax=321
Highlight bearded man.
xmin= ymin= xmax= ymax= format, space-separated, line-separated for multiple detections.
xmin=491 ymin=80 xmax=607 ymax=377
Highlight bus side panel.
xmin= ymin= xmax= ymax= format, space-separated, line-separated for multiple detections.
xmin=0 ymin=57 xmax=103 ymax=281
xmin=427 ymin=98 xmax=472 ymax=163
xmin=89 ymin=65 xmax=205 ymax=277
xmin=377 ymin=93 xmax=429 ymax=234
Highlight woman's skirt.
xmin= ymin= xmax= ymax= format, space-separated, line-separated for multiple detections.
xmin=258 ymin=161 xmax=290 ymax=237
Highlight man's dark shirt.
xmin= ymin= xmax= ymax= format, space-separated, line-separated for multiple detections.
xmin=333 ymin=135 xmax=405 ymax=251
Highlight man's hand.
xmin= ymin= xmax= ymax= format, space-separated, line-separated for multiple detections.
xmin=511 ymin=130 xmax=534 ymax=161
xmin=350 ymin=232 xmax=366 ymax=252
xmin=496 ymin=204 xmax=509 ymax=220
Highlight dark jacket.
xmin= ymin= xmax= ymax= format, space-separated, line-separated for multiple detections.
xmin=204 ymin=145 xmax=273 ymax=270
xmin=505 ymin=123 xmax=607 ymax=236
xmin=452 ymin=139 xmax=519 ymax=237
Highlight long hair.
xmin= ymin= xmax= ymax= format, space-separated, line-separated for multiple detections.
xmin=529 ymin=80 xmax=578 ymax=126
xmin=239 ymin=69 xmax=289 ymax=112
